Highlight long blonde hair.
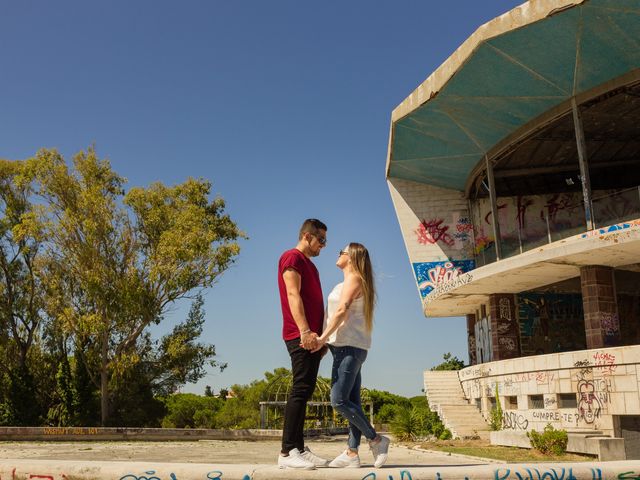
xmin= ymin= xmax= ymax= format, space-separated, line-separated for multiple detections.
xmin=347 ymin=242 xmax=376 ymax=332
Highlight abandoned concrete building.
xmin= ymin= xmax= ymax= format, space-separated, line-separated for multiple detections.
xmin=386 ymin=0 xmax=640 ymax=459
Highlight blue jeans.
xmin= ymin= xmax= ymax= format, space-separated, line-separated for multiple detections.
xmin=329 ymin=345 xmax=377 ymax=449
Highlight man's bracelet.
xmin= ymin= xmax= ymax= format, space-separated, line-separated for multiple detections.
xmin=300 ymin=329 xmax=311 ymax=335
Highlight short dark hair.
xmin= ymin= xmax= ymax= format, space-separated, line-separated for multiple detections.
xmin=299 ymin=218 xmax=327 ymax=240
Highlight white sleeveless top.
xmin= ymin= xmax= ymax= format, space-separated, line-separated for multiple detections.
xmin=325 ymin=282 xmax=371 ymax=350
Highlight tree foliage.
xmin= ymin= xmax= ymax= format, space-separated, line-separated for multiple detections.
xmin=430 ymin=352 xmax=465 ymax=371
xmin=0 ymin=147 xmax=242 ymax=426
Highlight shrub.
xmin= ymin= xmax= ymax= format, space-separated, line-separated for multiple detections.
xmin=527 ymin=424 xmax=568 ymax=455
xmin=390 ymin=406 xmax=426 ymax=441
xmin=161 ymin=393 xmax=222 ymax=428
xmin=438 ymin=428 xmax=452 ymax=440
xmin=489 ymin=385 xmax=503 ymax=431
xmin=376 ymin=404 xmax=401 ymax=424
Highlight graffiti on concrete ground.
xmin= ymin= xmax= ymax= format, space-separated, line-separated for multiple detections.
xmin=361 ymin=471 xmax=413 ymax=480
xmin=495 ymin=467 xmax=603 ymax=480
xmin=618 ymin=472 xmax=640 ymax=480
xmin=0 ymin=469 xmax=67 ymax=480
xmin=119 ymin=472 xmax=250 ymax=480
xmin=413 ymin=260 xmax=474 ymax=298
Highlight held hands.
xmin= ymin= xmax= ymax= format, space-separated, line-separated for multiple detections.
xmin=310 ymin=336 xmax=327 ymax=353
xmin=300 ymin=330 xmax=318 ymax=350
xmin=300 ymin=330 xmax=327 ymax=352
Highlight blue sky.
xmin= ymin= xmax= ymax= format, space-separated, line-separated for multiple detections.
xmin=1 ymin=1 xmax=522 ymax=397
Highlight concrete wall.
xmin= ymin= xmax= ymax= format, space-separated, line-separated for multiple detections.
xmin=387 ymin=178 xmax=474 ymax=299
xmin=458 ymin=345 xmax=640 ymax=442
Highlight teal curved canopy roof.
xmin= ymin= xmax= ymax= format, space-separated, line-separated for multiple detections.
xmin=388 ymin=0 xmax=640 ymax=191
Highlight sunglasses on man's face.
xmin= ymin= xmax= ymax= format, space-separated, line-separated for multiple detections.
xmin=311 ymin=234 xmax=326 ymax=245
xmin=339 ymin=250 xmax=349 ymax=256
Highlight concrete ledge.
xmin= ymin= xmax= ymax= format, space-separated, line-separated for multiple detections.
xmin=0 ymin=427 xmax=347 ymax=442
xmin=490 ymin=431 xmax=627 ymax=461
xmin=490 ymin=430 xmax=531 ymax=449
xmin=2 ymin=459 xmax=639 ymax=480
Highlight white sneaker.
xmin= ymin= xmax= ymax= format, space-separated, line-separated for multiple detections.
xmin=370 ymin=435 xmax=390 ymax=468
xmin=301 ymin=446 xmax=330 ymax=467
xmin=278 ymin=448 xmax=316 ymax=470
xmin=329 ymin=450 xmax=361 ymax=468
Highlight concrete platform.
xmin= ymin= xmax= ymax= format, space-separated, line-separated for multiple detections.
xmin=1 ymin=458 xmax=638 ymax=480
xmin=0 ymin=439 xmax=637 ymax=479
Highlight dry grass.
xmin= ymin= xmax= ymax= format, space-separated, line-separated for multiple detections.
xmin=411 ymin=439 xmax=596 ymax=463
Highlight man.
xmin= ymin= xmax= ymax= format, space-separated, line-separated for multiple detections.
xmin=277 ymin=218 xmax=330 ymax=469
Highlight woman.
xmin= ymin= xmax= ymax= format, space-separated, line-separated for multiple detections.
xmin=314 ymin=242 xmax=390 ymax=468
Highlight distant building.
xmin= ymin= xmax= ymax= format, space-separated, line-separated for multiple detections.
xmin=386 ymin=0 xmax=640 ymax=458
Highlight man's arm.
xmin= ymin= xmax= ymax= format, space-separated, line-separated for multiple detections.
xmin=282 ymin=268 xmax=317 ymax=349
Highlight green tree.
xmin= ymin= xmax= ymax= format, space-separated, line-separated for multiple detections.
xmin=367 ymin=389 xmax=410 ymax=421
xmin=0 ymin=160 xmax=49 ymax=424
xmin=161 ymin=393 xmax=222 ymax=428
xmin=20 ymin=147 xmax=243 ymax=425
xmin=150 ymin=295 xmax=226 ymax=396
xmin=430 ymin=352 xmax=465 ymax=371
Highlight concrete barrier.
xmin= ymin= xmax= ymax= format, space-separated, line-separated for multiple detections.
xmin=490 ymin=430 xmax=628 ymax=461
xmin=0 ymin=427 xmax=347 ymax=442
xmin=2 ymin=459 xmax=639 ymax=480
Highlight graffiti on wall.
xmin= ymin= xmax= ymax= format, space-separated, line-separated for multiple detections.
xmin=600 ymin=312 xmax=620 ymax=346
xmin=468 ymin=334 xmax=477 ymax=366
xmin=577 ymin=379 xmax=602 ymax=424
xmin=413 ymin=211 xmax=476 ymax=262
xmin=592 ymin=351 xmax=617 ymax=375
xmin=502 ymin=411 xmax=529 ymax=430
xmin=475 ymin=316 xmax=492 ymax=364
xmin=474 ymin=193 xmax=584 ymax=255
xmin=413 ymin=260 xmax=475 ymax=298
xmin=415 ymin=218 xmax=454 ymax=246
xmin=453 ymin=215 xmax=473 ymax=244
xmin=494 ymin=295 xmax=519 ymax=358
xmin=517 ymin=293 xmax=585 ymax=356
xmin=572 ymin=356 xmax=613 ymax=426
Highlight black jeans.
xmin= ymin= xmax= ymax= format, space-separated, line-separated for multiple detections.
xmin=282 ymin=337 xmax=322 ymax=453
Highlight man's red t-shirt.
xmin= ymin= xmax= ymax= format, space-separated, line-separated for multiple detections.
xmin=278 ymin=248 xmax=324 ymax=341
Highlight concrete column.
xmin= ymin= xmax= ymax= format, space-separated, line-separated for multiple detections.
xmin=466 ymin=314 xmax=477 ymax=366
xmin=580 ymin=266 xmax=620 ymax=348
xmin=488 ymin=294 xmax=520 ymax=360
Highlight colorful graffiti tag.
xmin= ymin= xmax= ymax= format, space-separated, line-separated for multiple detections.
xmin=415 ymin=218 xmax=454 ymax=246
xmin=412 ymin=260 xmax=475 ymax=298
xmin=581 ymin=219 xmax=640 ymax=239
